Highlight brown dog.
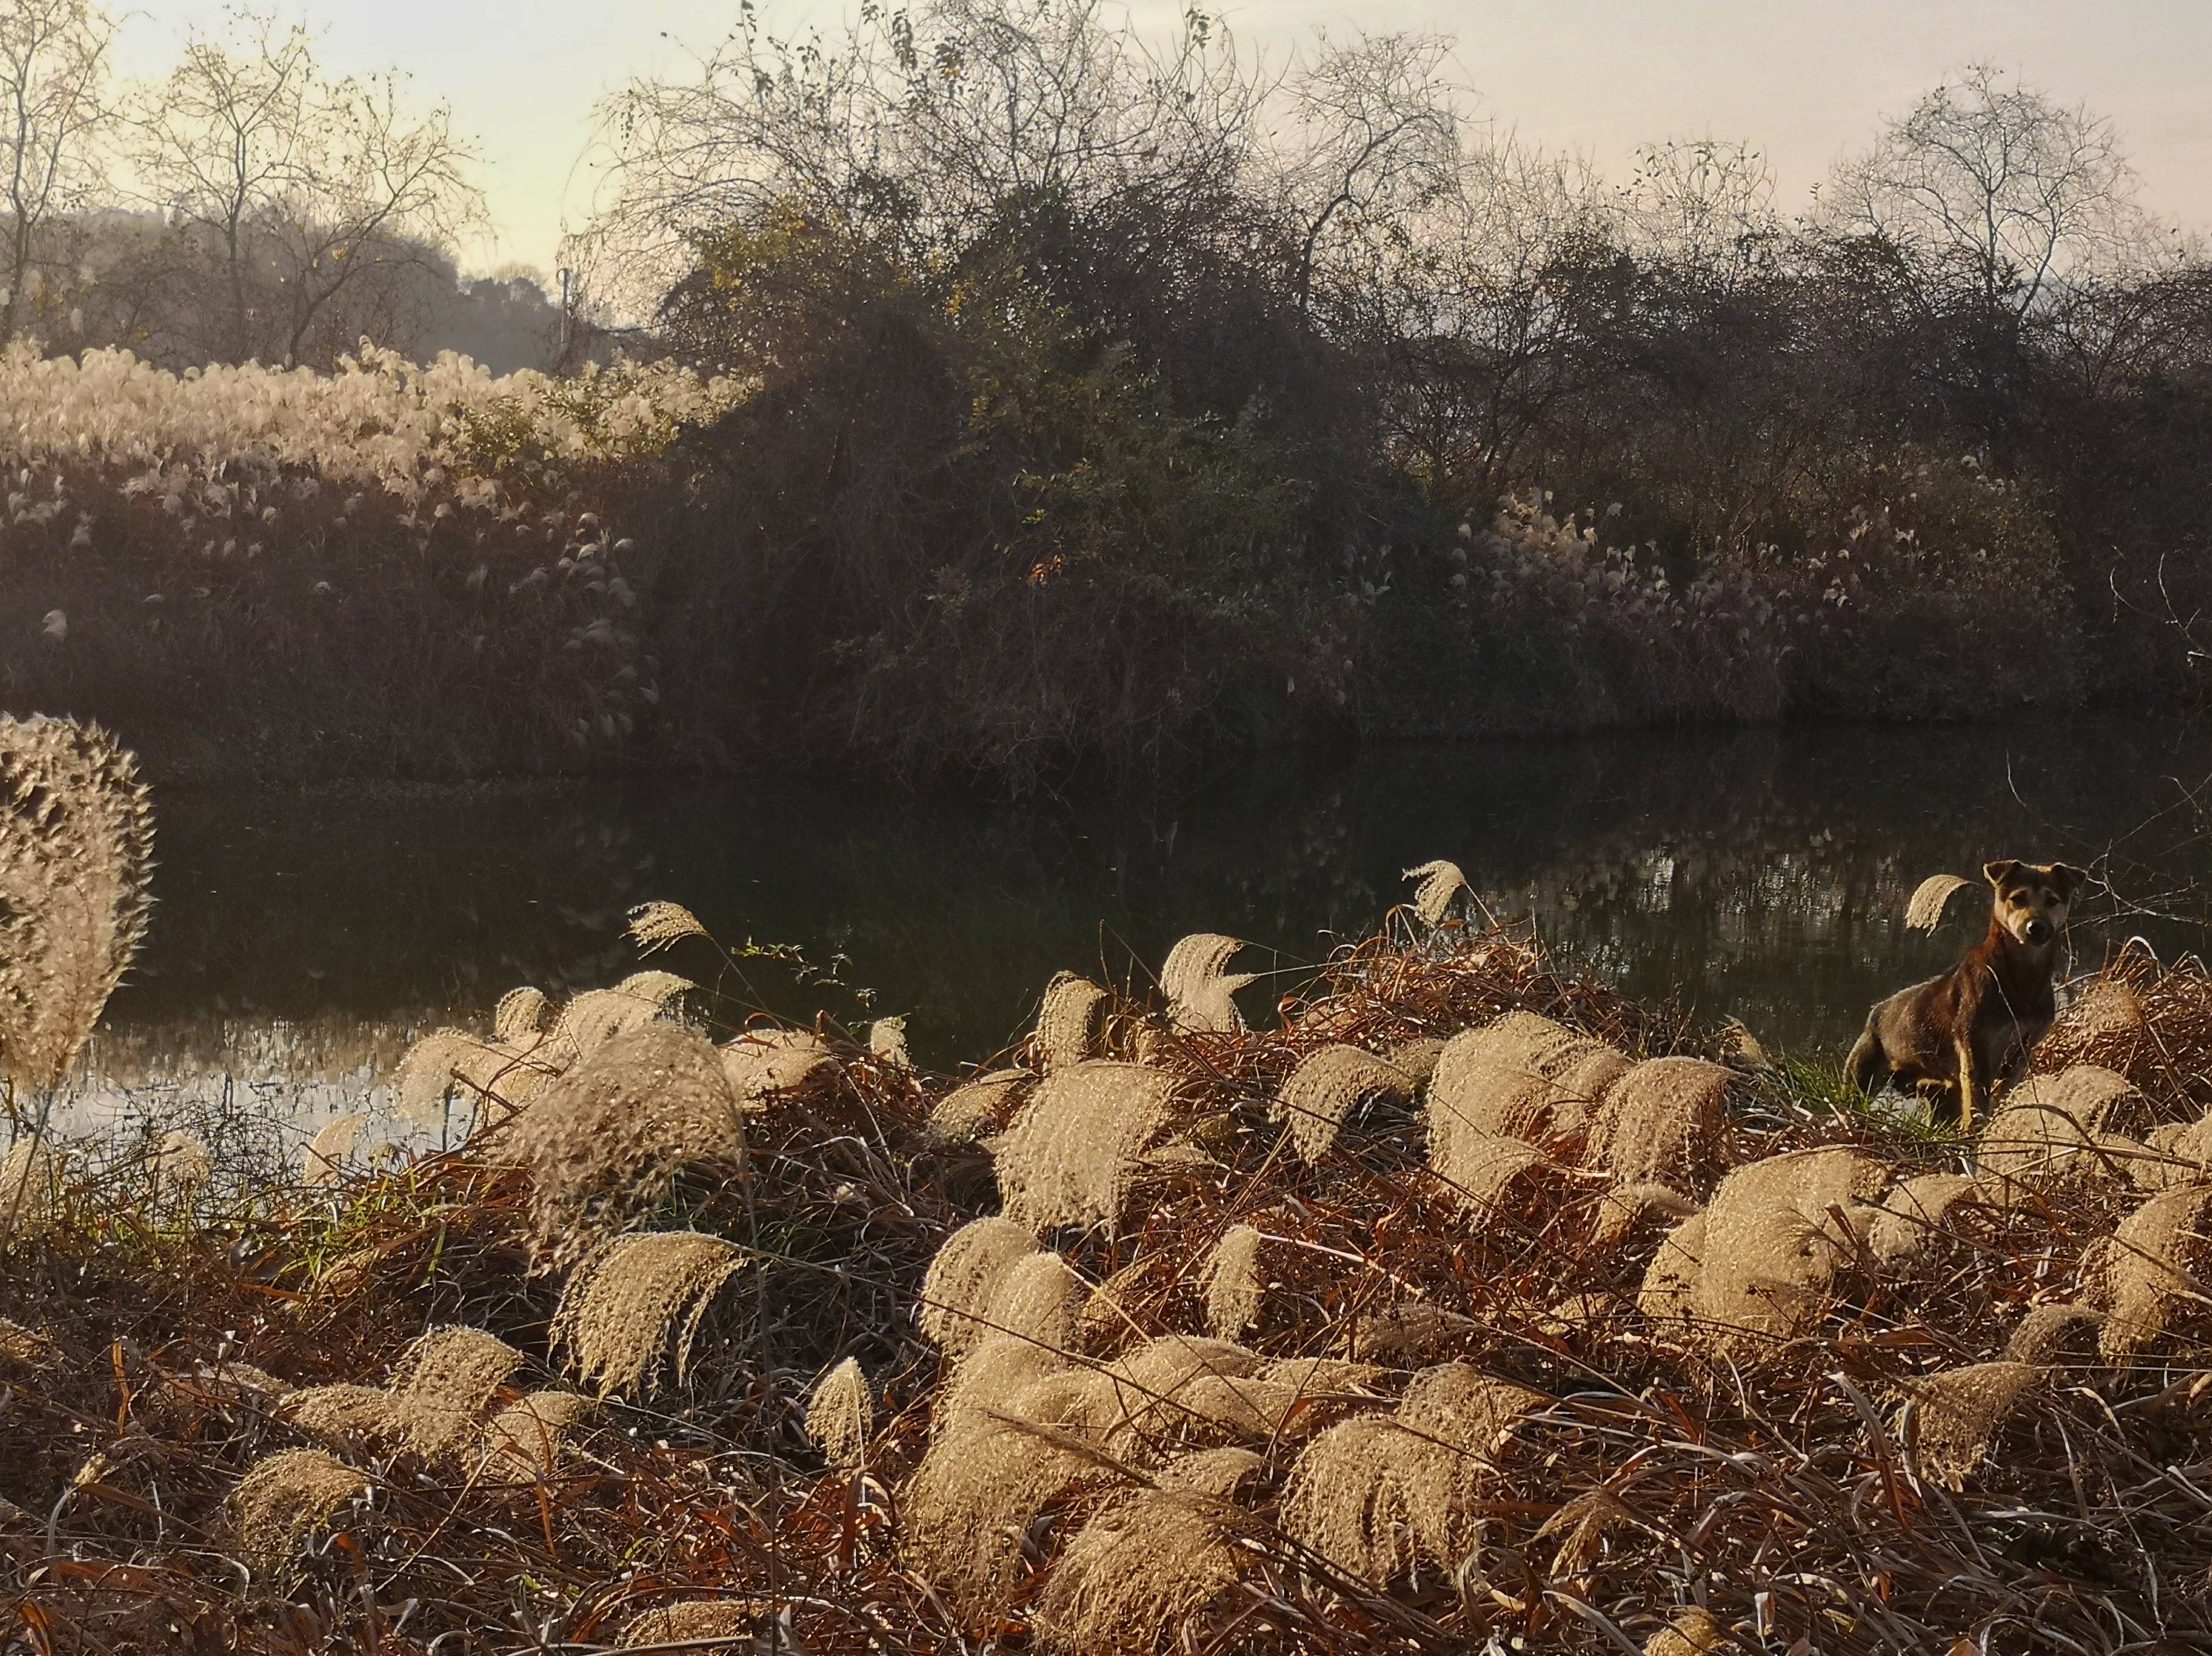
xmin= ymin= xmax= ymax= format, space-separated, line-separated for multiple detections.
xmin=1845 ymin=860 xmax=2086 ymax=1130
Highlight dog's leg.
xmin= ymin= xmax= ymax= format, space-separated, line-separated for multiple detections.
xmin=1954 ymin=1037 xmax=1979 ymax=1134
xmin=1845 ymin=1027 xmax=1888 ymax=1095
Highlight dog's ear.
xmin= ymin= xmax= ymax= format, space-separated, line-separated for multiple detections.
xmin=2049 ymin=862 xmax=2089 ymax=901
xmin=1983 ymin=860 xmax=2021 ymax=888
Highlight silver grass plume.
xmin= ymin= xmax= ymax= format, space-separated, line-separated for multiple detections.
xmin=1402 ymin=858 xmax=1472 ymax=926
xmin=1160 ymin=933 xmax=1257 ymax=1034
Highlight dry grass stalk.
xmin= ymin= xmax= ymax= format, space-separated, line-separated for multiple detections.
xmin=1980 ymin=1066 xmax=2146 ymax=1186
xmin=805 ymin=1357 xmax=874 ymax=1467
xmin=480 ymin=1390 xmax=595 ymax=1480
xmin=300 ymin=1114 xmax=368 ymax=1187
xmin=0 ymin=1313 xmax=62 ymax=1368
xmin=719 ymin=1028 xmax=837 ymax=1107
xmin=231 ymin=1449 xmax=370 ymax=1576
xmin=927 ymin=1067 xmax=1028 ymax=1145
xmin=1200 ymin=1224 xmax=1265 ymax=1339
xmin=0 ymin=716 xmax=155 ymax=1092
xmin=551 ymin=1229 xmax=745 ymax=1399
xmin=620 ymin=1601 xmax=762 ymax=1647
xmin=2006 ymin=1303 xmax=2105 ymax=1363
xmin=2097 ymin=1184 xmax=2212 ymax=1360
xmin=0 ymin=1136 xmax=61 ymax=1236
xmin=508 ymin=1022 xmax=745 ymax=1258
xmin=1901 ymin=1361 xmax=2046 ymax=1490
xmin=626 ymin=900 xmax=711 ymax=954
xmin=1275 ymin=1044 xmax=1414 ymax=1163
xmin=1905 ymin=873 xmax=1973 ymax=931
xmin=1645 ymin=1608 xmax=1731 ymax=1655
xmin=919 ymin=1216 xmax=1043 ymax=1354
xmin=993 ymin=1059 xmax=1183 ymax=1234
xmin=1035 ymin=1484 xmax=1253 ymax=1652
xmin=1160 ymin=934 xmax=1258 ymax=1034
xmin=1036 ymin=972 xmax=1108 ymax=1071
xmin=1403 ymin=858 xmax=1472 ymax=926
xmin=1582 ymin=1056 xmax=1734 ymax=1191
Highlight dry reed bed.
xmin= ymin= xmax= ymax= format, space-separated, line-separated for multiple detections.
xmin=6 ymin=906 xmax=2212 ymax=1652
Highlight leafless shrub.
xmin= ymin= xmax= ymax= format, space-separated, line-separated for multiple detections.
xmin=551 ymin=1229 xmax=746 ymax=1399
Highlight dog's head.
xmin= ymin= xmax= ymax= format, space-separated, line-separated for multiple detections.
xmin=1983 ymin=860 xmax=2088 ymax=948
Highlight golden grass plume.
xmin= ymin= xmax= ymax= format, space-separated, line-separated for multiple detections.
xmin=805 ymin=1357 xmax=874 ymax=1467
xmin=0 ymin=716 xmax=155 ymax=1092
xmin=480 ymin=1390 xmax=595 ymax=1481
xmin=927 ymin=1066 xmax=1028 ymax=1145
xmin=1904 ymin=873 xmax=1973 ymax=931
xmin=153 ymin=1128 xmax=212 ymax=1203
xmin=1674 ymin=1147 xmax=1888 ymax=1355
xmin=546 ymin=969 xmax=694 ymax=1062
xmin=1035 ymin=1484 xmax=1253 ymax=1652
xmin=300 ymin=1113 xmax=368 ymax=1187
xmin=919 ymin=1215 xmax=1044 ymax=1354
xmin=1581 ymin=1056 xmax=1734 ymax=1192
xmin=2096 ymin=1183 xmax=2212 ymax=1361
xmin=1160 ymin=933 xmax=1257 ymax=1035
xmin=993 ymin=1059 xmax=1183 ymax=1233
xmin=1403 ymin=858 xmax=1472 ymax=926
xmin=626 ymin=900 xmax=710 ymax=954
xmin=1200 ymin=1224 xmax=1265 ymax=1339
xmin=1645 ymin=1608 xmax=1732 ymax=1655
xmin=231 ymin=1449 xmax=370 ymax=1577
xmin=719 ymin=1027 xmax=837 ymax=1107
xmin=868 ymin=1016 xmax=912 ymax=1070
xmin=1980 ymin=1065 xmax=2147 ymax=1187
xmin=551 ymin=1229 xmax=745 ymax=1399
xmin=1899 ymin=1360 xmax=2046 ymax=1490
xmin=1275 ymin=1043 xmax=1413 ymax=1163
xmin=620 ymin=1601 xmax=763 ymax=1647
xmin=1037 ymin=972 xmax=1108 ymax=1071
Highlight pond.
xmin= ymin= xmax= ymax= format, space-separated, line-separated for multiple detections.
xmin=71 ymin=715 xmax=2212 ymax=1122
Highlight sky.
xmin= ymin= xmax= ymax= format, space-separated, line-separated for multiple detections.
xmin=111 ymin=0 xmax=2212 ymax=279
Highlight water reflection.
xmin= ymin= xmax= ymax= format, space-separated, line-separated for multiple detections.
xmin=80 ymin=717 xmax=2212 ymax=1099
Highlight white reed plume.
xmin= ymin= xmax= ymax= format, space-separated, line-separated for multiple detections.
xmin=551 ymin=1229 xmax=746 ymax=1399
xmin=1160 ymin=934 xmax=1258 ymax=1034
xmin=992 ymin=1059 xmax=1184 ymax=1233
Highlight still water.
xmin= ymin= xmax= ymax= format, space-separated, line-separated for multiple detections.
xmin=80 ymin=716 xmax=2212 ymax=1101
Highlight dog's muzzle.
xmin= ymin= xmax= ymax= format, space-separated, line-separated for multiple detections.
xmin=2025 ymin=918 xmax=2053 ymax=944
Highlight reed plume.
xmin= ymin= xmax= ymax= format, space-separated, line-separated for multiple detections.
xmin=1645 ymin=1608 xmax=1731 ymax=1655
xmin=1403 ymin=858 xmax=1472 ymax=925
xmin=805 ymin=1357 xmax=873 ymax=1467
xmin=386 ymin=1326 xmax=528 ymax=1455
xmin=1387 ymin=1035 xmax=1446 ymax=1085
xmin=2096 ymin=1184 xmax=2212 ymax=1360
xmin=1865 ymin=1172 xmax=1985 ymax=1268
xmin=993 ymin=1059 xmax=1183 ymax=1233
xmin=984 ymin=1248 xmax=1089 ymax=1349
xmin=1980 ymin=1065 xmax=2145 ymax=1187
xmin=620 ymin=1601 xmax=762 ymax=1647
xmin=545 ymin=970 xmax=694 ymax=1063
xmin=2004 ymin=1302 xmax=2104 ymax=1363
xmin=868 ymin=1016 xmax=912 ymax=1069
xmin=494 ymin=986 xmax=552 ymax=1043
xmin=301 ymin=1113 xmax=368 ymax=1187
xmin=551 ymin=1229 xmax=745 ymax=1399
xmin=901 ymin=1402 xmax=1109 ymax=1607
xmin=1676 ymin=1147 xmax=1887 ymax=1355
xmin=1200 ymin=1224 xmax=1265 ymax=1339
xmin=1900 ymin=1361 xmax=2046 ymax=1490
xmin=507 ymin=1022 xmax=745 ymax=1259
xmin=0 ymin=1314 xmax=62 ymax=1368
xmin=2038 ymin=977 xmax=2148 ymax=1074
xmin=626 ymin=900 xmax=710 ymax=953
xmin=919 ymin=1216 xmax=1044 ymax=1354
xmin=480 ymin=1390 xmax=595 ymax=1481
xmin=396 ymin=1028 xmax=552 ymax=1125
xmin=1637 ymin=1210 xmax=1709 ymax=1325
xmin=719 ymin=1028 xmax=837 ymax=1106
xmin=0 ymin=716 xmax=155 ymax=1093
xmin=1592 ymin=1180 xmax=1699 ymax=1249
xmin=1904 ymin=873 xmax=1973 ymax=931
xmin=1582 ymin=1056 xmax=1734 ymax=1191
xmin=153 ymin=1129 xmax=212 ymax=1204
xmin=1429 ymin=1124 xmax=1563 ymax=1221
xmin=1276 ymin=1044 xmax=1414 ymax=1163
xmin=1036 ymin=972 xmax=1108 ymax=1070
xmin=1035 ymin=1484 xmax=1253 ymax=1651
xmin=927 ymin=1066 xmax=1028 ymax=1145
xmin=1160 ymin=934 xmax=1257 ymax=1034
xmin=231 ymin=1449 xmax=370 ymax=1577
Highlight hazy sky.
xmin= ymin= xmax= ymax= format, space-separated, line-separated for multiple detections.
xmin=113 ymin=1 xmax=2212 ymax=278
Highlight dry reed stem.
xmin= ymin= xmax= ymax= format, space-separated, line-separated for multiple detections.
xmin=480 ymin=1390 xmax=595 ymax=1480
xmin=301 ymin=1114 xmax=368 ymax=1187
xmin=2098 ymin=1184 xmax=2212 ymax=1359
xmin=1275 ymin=1044 xmax=1414 ymax=1163
xmin=927 ymin=1067 xmax=1029 ymax=1145
xmin=919 ymin=1216 xmax=1042 ymax=1354
xmin=1900 ymin=1361 xmax=2047 ymax=1490
xmin=0 ymin=716 xmax=154 ymax=1092
xmin=1582 ymin=1056 xmax=1734 ymax=1192
xmin=0 ymin=1136 xmax=60 ymax=1236
xmin=1160 ymin=934 xmax=1258 ymax=1034
xmin=993 ymin=1060 xmax=1182 ymax=1234
xmin=231 ymin=1449 xmax=370 ymax=1577
xmin=551 ymin=1230 xmax=745 ymax=1399
xmin=1905 ymin=873 xmax=1973 ymax=931
xmin=626 ymin=900 xmax=711 ymax=953
xmin=1200 ymin=1224 xmax=1265 ymax=1339
xmin=509 ymin=1022 xmax=745 ymax=1259
xmin=1403 ymin=859 xmax=1472 ymax=926
xmin=805 ymin=1357 xmax=874 ymax=1468
xmin=0 ymin=1314 xmax=62 ymax=1368
xmin=1037 ymin=973 xmax=1108 ymax=1071
xmin=1034 ymin=1484 xmax=1253 ymax=1652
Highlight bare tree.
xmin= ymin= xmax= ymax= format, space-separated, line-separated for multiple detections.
xmin=130 ymin=11 xmax=482 ymax=366
xmin=1618 ymin=137 xmax=1778 ymax=281
xmin=1825 ymin=64 xmax=2155 ymax=320
xmin=0 ymin=0 xmax=113 ymax=343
